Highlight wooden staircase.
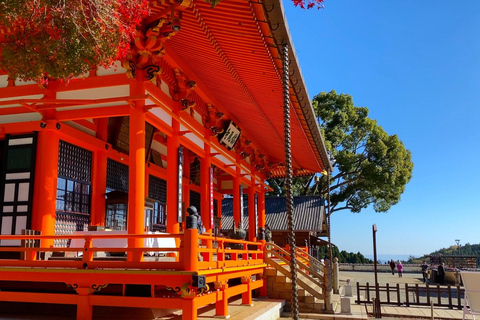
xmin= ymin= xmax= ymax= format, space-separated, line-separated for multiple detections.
xmin=264 ymin=243 xmax=333 ymax=313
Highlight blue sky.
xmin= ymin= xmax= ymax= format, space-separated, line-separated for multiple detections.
xmin=284 ymin=1 xmax=480 ymax=257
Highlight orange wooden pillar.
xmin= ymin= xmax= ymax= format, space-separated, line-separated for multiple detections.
xmin=215 ymin=282 xmax=229 ymax=317
xmin=32 ymin=124 xmax=59 ymax=248
xmin=127 ymin=78 xmax=146 ymax=262
xmin=90 ymin=118 xmax=108 ymax=226
xmin=248 ymin=173 xmax=256 ymax=242
xmin=258 ymin=185 xmax=268 ymax=297
xmin=200 ymin=142 xmax=212 ymax=260
xmin=166 ymin=104 xmax=181 ymax=236
xmin=183 ymin=228 xmax=198 ymax=271
xmin=242 ymin=276 xmax=253 ymax=306
xmin=182 ymin=297 xmax=197 ymax=320
xmin=75 ymin=287 xmax=93 ymax=320
xmin=258 ymin=187 xmax=266 ymax=230
xmin=233 ymin=165 xmax=241 ymax=228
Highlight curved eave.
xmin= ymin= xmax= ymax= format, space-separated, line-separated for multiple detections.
xmin=0 ymin=0 xmax=332 ymax=176
xmin=165 ymin=0 xmax=331 ymax=175
xmin=269 ymin=168 xmax=316 ymax=179
xmin=261 ymin=0 xmax=332 ymax=174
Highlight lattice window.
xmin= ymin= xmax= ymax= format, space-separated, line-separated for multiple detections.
xmin=106 ymin=159 xmax=129 ymax=192
xmin=55 ymin=141 xmax=92 ymax=247
xmin=56 ymin=141 xmax=92 ymax=215
xmin=189 ymin=157 xmax=201 ymax=185
xmin=148 ymin=175 xmax=167 ymax=203
xmin=56 ymin=177 xmax=90 ymax=214
xmin=58 ymin=140 xmax=92 ymax=182
xmin=189 ymin=190 xmax=201 ymax=212
xmin=153 ymin=202 xmax=166 ymax=227
xmin=148 ymin=176 xmax=167 ymax=229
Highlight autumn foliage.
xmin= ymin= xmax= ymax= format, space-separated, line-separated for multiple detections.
xmin=293 ymin=0 xmax=324 ymax=9
xmin=0 ymin=0 xmax=323 ymax=82
xmin=0 ymin=0 xmax=149 ymax=82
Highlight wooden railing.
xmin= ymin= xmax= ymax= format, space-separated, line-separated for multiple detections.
xmin=0 ymin=230 xmax=265 ymax=272
xmin=293 ymin=246 xmax=324 ymax=276
xmin=356 ymin=282 xmax=465 ymax=309
xmin=266 ymin=243 xmax=325 ymax=301
xmin=197 ymin=234 xmax=265 ymax=270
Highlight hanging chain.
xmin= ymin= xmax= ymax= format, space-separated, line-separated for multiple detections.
xmin=283 ymin=43 xmax=299 ymax=320
xmin=327 ymin=173 xmax=332 ymax=263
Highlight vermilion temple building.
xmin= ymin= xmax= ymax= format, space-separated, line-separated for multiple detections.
xmin=0 ymin=0 xmax=331 ymax=319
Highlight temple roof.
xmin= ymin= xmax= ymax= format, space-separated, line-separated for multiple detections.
xmin=221 ymin=195 xmax=326 ymax=232
xmin=0 ymin=0 xmax=332 ymax=177
xmin=162 ymin=0 xmax=331 ymax=176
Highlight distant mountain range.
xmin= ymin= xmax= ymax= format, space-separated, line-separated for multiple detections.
xmin=364 ymin=254 xmax=412 ymax=264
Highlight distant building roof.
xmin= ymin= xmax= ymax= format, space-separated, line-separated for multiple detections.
xmin=221 ymin=196 xmax=325 ymax=232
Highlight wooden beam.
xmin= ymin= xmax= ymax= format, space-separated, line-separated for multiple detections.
xmin=55 ymin=105 xmax=131 ymax=121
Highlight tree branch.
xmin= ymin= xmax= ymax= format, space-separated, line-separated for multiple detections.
xmin=303 ymin=175 xmax=314 ymax=195
xmin=331 ymin=169 xmax=361 ymax=182
xmin=322 ymin=173 xmax=361 ymax=194
xmin=330 ymin=205 xmax=353 ymax=214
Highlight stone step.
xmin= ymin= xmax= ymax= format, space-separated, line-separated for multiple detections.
xmin=228 ymin=299 xmax=285 ymax=320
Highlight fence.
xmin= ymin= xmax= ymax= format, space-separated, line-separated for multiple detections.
xmin=356 ymin=282 xmax=465 ymax=309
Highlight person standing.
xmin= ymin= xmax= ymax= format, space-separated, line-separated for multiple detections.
xmin=389 ymin=259 xmax=396 ymax=275
xmin=421 ymin=261 xmax=429 ymax=283
xmin=397 ymin=261 xmax=404 ymax=278
xmin=437 ymin=263 xmax=445 ymax=285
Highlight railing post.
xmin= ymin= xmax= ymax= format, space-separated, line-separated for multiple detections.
xmin=333 ymin=257 xmax=339 ymax=294
xmin=437 ymin=284 xmax=441 ymax=306
xmin=323 ymin=259 xmax=333 ymax=313
xmin=241 ymin=276 xmax=253 ymax=306
xmin=215 ymin=282 xmax=229 ymax=317
xmin=356 ymin=282 xmax=361 ymax=303
xmin=386 ymin=283 xmax=390 ymax=304
xmin=426 ymin=284 xmax=431 ymax=306
xmin=217 ymin=240 xmax=225 ymax=269
xmin=366 ymin=282 xmax=370 ymax=302
xmin=448 ymin=285 xmax=452 ymax=309
xmin=184 ymin=229 xmax=198 ymax=271
xmin=457 ymin=286 xmax=462 ymax=310
xmin=397 ymin=283 xmax=401 ymax=306
xmin=405 ymin=283 xmax=409 ymax=307
xmin=259 ymin=239 xmax=266 ymax=260
xmin=415 ymin=284 xmax=419 ymax=304
xmin=82 ymin=237 xmax=93 ymax=266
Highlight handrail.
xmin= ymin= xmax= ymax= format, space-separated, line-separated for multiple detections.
xmin=0 ymin=234 xmax=183 ymax=240
xmin=197 ymin=235 xmax=264 ymax=271
xmin=267 ymin=243 xmax=324 ymax=282
xmin=293 ymin=246 xmax=324 ymax=274
xmin=267 ymin=248 xmax=324 ymax=287
xmin=0 ymin=232 xmax=266 ymax=272
xmin=265 ymin=242 xmax=327 ymax=306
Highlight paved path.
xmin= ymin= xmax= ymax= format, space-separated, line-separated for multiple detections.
xmin=326 ymin=270 xmax=471 ymax=320
xmin=0 ymin=270 xmax=472 ymax=319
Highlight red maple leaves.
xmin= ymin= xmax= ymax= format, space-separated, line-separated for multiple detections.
xmin=0 ymin=0 xmax=149 ymax=82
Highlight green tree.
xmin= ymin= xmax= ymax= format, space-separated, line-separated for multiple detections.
xmin=268 ymin=90 xmax=414 ymax=215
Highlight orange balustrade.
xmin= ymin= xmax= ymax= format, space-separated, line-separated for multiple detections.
xmin=0 ymin=232 xmax=266 ymax=320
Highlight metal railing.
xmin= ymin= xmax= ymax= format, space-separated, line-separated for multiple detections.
xmin=356 ymin=282 xmax=465 ymax=309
